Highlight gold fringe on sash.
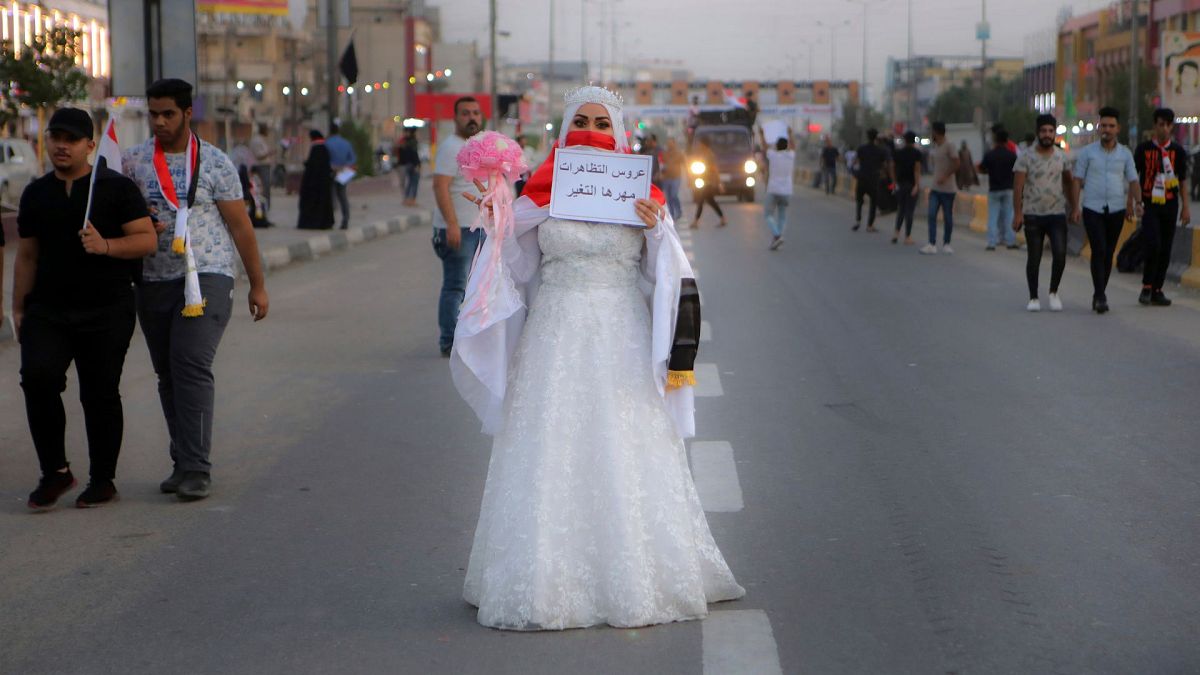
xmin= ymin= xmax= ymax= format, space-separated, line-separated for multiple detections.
xmin=666 ymin=370 xmax=696 ymax=390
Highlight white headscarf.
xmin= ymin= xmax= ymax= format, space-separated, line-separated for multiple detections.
xmin=557 ymin=86 xmax=630 ymax=152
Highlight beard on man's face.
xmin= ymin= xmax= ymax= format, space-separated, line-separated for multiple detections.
xmin=1038 ymin=135 xmax=1055 ymax=147
xmin=461 ymin=120 xmax=479 ymax=134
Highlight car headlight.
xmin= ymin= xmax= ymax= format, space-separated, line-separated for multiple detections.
xmin=694 ymin=178 xmax=705 ymax=189
xmin=744 ymin=159 xmax=758 ymax=174
xmin=690 ymin=160 xmax=706 ymax=176
xmin=746 ymin=176 xmax=756 ymax=187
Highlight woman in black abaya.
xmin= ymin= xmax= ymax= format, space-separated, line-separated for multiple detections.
xmin=297 ymin=129 xmax=334 ymax=230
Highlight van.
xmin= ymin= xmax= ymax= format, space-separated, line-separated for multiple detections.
xmin=0 ymin=138 xmax=38 ymax=207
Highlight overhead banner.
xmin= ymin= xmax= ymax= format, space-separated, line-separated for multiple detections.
xmin=1162 ymin=31 xmax=1200 ymax=111
xmin=197 ymin=0 xmax=289 ymax=15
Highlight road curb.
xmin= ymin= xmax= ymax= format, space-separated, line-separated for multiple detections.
xmin=0 ymin=210 xmax=433 ymax=346
xmin=245 ymin=210 xmax=432 ymax=276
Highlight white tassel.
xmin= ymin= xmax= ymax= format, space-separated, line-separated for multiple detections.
xmin=180 ymin=237 xmax=206 ymax=317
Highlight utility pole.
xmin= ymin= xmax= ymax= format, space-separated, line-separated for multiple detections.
xmin=1129 ymin=0 xmax=1139 ymax=148
xmin=907 ymin=0 xmax=916 ymax=130
xmin=979 ymin=0 xmax=989 ymax=153
xmin=860 ymin=0 xmax=868 ymax=107
xmin=326 ymin=0 xmax=337 ymax=128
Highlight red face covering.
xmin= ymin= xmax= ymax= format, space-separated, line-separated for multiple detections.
xmin=521 ymin=127 xmax=665 ymax=208
xmin=564 ymin=130 xmax=617 ymax=151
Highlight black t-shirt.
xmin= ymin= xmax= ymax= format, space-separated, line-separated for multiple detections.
xmin=980 ymin=147 xmax=1017 ymax=191
xmin=820 ymin=146 xmax=840 ymax=169
xmin=18 ymin=166 xmax=150 ymax=307
xmin=855 ymin=143 xmax=887 ymax=183
xmin=893 ymin=146 xmax=922 ymax=184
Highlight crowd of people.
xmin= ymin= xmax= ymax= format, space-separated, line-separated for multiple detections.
xmin=814 ymin=107 xmax=1192 ymax=313
xmin=0 ymin=79 xmax=270 ymax=511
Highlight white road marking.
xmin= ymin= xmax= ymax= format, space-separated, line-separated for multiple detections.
xmin=694 ymin=363 xmax=723 ymax=397
xmin=702 ymin=610 xmax=784 ymax=675
xmin=689 ymin=441 xmax=744 ymax=512
xmin=700 ymin=320 xmax=712 ymax=342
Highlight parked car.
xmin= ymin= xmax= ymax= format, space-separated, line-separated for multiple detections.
xmin=0 ymin=138 xmax=38 ymax=207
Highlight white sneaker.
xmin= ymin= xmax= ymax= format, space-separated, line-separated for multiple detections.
xmin=1027 ymin=299 xmax=1042 ymax=312
xmin=919 ymin=243 xmax=938 ymax=255
xmin=941 ymin=244 xmax=955 ymax=255
xmin=1048 ymin=293 xmax=1063 ymax=312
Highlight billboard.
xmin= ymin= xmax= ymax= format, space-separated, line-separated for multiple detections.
xmin=197 ymin=0 xmax=288 ymax=15
xmin=1162 ymin=31 xmax=1200 ymax=111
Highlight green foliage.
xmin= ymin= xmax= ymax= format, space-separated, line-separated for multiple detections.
xmin=926 ymin=75 xmax=1042 ymax=141
xmin=835 ymin=102 xmax=889 ymax=148
xmin=0 ymin=29 xmax=90 ymax=127
xmin=1103 ymin=64 xmax=1158 ymax=144
xmin=339 ymin=119 xmax=375 ymax=177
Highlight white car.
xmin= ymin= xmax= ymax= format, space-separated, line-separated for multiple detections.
xmin=0 ymin=138 xmax=37 ymax=207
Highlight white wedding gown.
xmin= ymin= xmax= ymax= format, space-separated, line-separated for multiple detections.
xmin=462 ymin=217 xmax=745 ymax=631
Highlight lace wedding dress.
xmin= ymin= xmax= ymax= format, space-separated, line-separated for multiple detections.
xmin=462 ymin=217 xmax=745 ymax=630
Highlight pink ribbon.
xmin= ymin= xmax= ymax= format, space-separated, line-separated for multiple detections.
xmin=460 ymin=169 xmax=517 ymax=326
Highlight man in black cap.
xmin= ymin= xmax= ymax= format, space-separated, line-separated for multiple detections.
xmin=14 ymin=107 xmax=157 ymax=510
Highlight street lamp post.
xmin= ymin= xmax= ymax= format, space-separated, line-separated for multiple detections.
xmin=816 ymin=19 xmax=851 ymax=81
xmin=490 ymin=0 xmax=499 ymax=128
xmin=979 ymin=0 xmax=989 ymax=153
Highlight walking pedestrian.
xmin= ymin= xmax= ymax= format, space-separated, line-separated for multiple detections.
xmin=249 ymin=123 xmax=274 ymax=210
xmin=762 ymin=132 xmax=795 ymax=250
xmin=661 ymin=137 xmax=685 ymax=221
xmin=1013 ymin=114 xmax=1077 ymax=312
xmin=642 ymin=133 xmax=662 ymax=189
xmin=956 ymin=140 xmax=979 ymax=190
xmin=1134 ymin=108 xmax=1191 ymax=307
xmin=977 ymin=129 xmax=1019 ymax=250
xmin=820 ymin=136 xmax=839 ymax=194
xmin=397 ymin=127 xmax=421 ymax=207
xmin=432 ymin=96 xmax=485 ymax=357
xmin=122 ymin=78 xmax=270 ymax=501
xmin=15 ymin=108 xmax=157 ymax=510
xmin=297 ymin=129 xmax=334 ymax=230
xmin=691 ymin=138 xmax=726 ymax=228
xmin=921 ymin=121 xmax=960 ymax=255
xmin=852 ymin=128 xmax=886 ymax=232
xmin=1071 ymin=107 xmax=1139 ymax=313
xmin=326 ymin=123 xmax=356 ymax=229
xmin=891 ymin=131 xmax=922 ymax=245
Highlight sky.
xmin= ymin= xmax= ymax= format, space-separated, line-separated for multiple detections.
xmin=437 ymin=0 xmax=1118 ymax=101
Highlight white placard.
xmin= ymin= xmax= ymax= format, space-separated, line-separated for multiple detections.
xmin=548 ymin=148 xmax=653 ymax=227
xmin=761 ymin=120 xmax=788 ymax=143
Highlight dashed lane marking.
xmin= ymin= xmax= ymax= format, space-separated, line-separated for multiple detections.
xmin=694 ymin=363 xmax=723 ymax=397
xmin=702 ymin=610 xmax=784 ymax=675
xmin=689 ymin=441 xmax=744 ymax=512
xmin=700 ymin=321 xmax=712 ymax=342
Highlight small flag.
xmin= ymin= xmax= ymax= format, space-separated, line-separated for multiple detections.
xmin=96 ymin=119 xmax=121 ymax=173
xmin=339 ymin=39 xmax=358 ymax=85
xmin=82 ymin=119 xmax=122 ymax=230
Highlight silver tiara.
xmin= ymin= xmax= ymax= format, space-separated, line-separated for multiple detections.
xmin=563 ymin=85 xmax=624 ymax=113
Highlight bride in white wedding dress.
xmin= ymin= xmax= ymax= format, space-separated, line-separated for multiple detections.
xmin=451 ymin=86 xmax=744 ymax=631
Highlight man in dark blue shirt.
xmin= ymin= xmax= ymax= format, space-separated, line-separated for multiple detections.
xmin=977 ymin=129 xmax=1019 ymax=250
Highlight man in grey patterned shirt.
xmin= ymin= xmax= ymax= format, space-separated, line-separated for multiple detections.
xmin=123 ymin=79 xmax=270 ymax=501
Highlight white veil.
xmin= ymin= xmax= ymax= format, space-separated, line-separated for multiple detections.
xmin=557 ymin=86 xmax=631 ymax=152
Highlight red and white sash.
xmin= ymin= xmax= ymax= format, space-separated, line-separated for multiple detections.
xmin=153 ymin=134 xmax=206 ymax=317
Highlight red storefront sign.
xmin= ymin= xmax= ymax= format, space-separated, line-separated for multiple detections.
xmin=413 ymin=93 xmax=493 ymax=120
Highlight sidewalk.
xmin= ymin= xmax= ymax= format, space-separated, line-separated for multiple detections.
xmin=0 ymin=170 xmax=435 ymax=344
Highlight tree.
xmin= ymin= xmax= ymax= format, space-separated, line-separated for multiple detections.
xmin=926 ymin=76 xmax=1040 ymax=141
xmin=835 ymin=102 xmax=889 ymax=148
xmin=0 ymin=28 xmax=90 ymax=168
xmin=1103 ymin=64 xmax=1157 ymax=145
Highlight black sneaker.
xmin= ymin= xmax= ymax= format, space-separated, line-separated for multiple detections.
xmin=1138 ymin=288 xmax=1153 ymax=305
xmin=160 ymin=467 xmax=186 ymax=494
xmin=1151 ymin=291 xmax=1172 ymax=307
xmin=76 ymin=480 xmax=120 ymax=508
xmin=1093 ymin=297 xmax=1109 ymax=314
xmin=440 ymin=345 xmax=452 ymax=358
xmin=28 ymin=470 xmax=77 ymax=511
xmin=176 ymin=471 xmax=212 ymax=501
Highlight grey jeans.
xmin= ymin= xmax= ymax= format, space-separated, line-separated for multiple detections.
xmin=136 ymin=274 xmax=235 ymax=473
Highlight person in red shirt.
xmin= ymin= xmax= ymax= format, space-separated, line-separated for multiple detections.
xmin=1133 ymin=108 xmax=1191 ymax=306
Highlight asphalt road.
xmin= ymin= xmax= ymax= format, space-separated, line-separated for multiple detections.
xmin=0 ymin=185 xmax=1198 ymax=674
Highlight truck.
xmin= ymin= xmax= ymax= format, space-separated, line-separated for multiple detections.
xmin=687 ymin=108 xmax=758 ymax=203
